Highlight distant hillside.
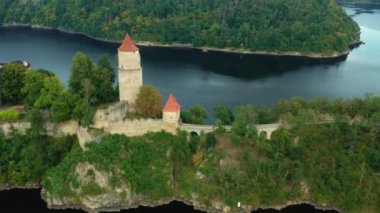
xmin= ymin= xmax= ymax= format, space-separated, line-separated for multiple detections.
xmin=337 ymin=0 xmax=380 ymax=4
xmin=0 ymin=0 xmax=360 ymax=56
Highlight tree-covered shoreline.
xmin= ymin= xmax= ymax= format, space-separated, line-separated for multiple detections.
xmin=0 ymin=0 xmax=360 ymax=57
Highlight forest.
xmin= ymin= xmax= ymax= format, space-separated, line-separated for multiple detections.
xmin=0 ymin=0 xmax=360 ymax=54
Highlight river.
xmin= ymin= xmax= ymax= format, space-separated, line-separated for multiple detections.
xmin=1 ymin=5 xmax=380 ymax=111
xmin=0 ymin=4 xmax=378 ymax=213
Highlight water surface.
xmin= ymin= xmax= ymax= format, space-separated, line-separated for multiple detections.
xmin=1 ymin=6 xmax=379 ymax=111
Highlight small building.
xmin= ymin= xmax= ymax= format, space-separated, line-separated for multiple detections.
xmin=163 ymin=94 xmax=181 ymax=124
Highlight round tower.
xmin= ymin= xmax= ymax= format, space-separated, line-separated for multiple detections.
xmin=118 ymin=35 xmax=143 ymax=104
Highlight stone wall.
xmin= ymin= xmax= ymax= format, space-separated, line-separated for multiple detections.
xmin=45 ymin=120 xmax=79 ymax=136
xmin=0 ymin=121 xmax=30 ymax=136
xmin=0 ymin=120 xmax=78 ymax=137
xmin=92 ymin=101 xmax=128 ymax=130
xmin=107 ymin=101 xmax=128 ymax=122
xmin=163 ymin=111 xmax=180 ymax=123
xmin=108 ymin=119 xmax=178 ymax=136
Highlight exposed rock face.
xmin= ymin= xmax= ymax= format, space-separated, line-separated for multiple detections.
xmin=42 ymin=162 xmax=136 ymax=212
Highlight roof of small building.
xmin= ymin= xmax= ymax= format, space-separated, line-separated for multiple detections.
xmin=163 ymin=94 xmax=181 ymax=112
xmin=118 ymin=34 xmax=139 ymax=52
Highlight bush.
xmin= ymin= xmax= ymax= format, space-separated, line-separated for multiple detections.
xmin=80 ymin=182 xmax=106 ymax=196
xmin=0 ymin=109 xmax=20 ymax=121
xmin=205 ymin=132 xmax=217 ymax=148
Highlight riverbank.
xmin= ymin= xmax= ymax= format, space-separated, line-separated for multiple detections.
xmin=42 ymin=192 xmax=343 ymax=213
xmin=0 ymin=24 xmax=358 ymax=60
xmin=337 ymin=1 xmax=380 ymax=6
xmin=0 ymin=183 xmax=40 ymax=192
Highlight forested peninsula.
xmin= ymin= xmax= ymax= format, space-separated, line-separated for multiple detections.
xmin=0 ymin=0 xmax=360 ymax=57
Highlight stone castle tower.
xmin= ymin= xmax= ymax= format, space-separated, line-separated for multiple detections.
xmin=118 ymin=35 xmax=143 ymax=104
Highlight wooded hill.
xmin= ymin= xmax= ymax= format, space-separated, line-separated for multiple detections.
xmin=0 ymin=0 xmax=360 ymax=55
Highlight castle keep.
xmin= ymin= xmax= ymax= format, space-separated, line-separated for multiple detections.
xmin=118 ymin=35 xmax=143 ymax=104
xmin=117 ymin=34 xmax=181 ymax=124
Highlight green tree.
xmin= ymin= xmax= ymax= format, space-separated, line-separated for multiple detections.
xmin=80 ymin=78 xmax=96 ymax=103
xmin=34 ymin=76 xmax=65 ymax=110
xmin=69 ymin=52 xmax=115 ymax=105
xmin=26 ymin=107 xmax=46 ymax=138
xmin=0 ymin=63 xmax=27 ymax=105
xmin=213 ymin=105 xmax=234 ymax=125
xmin=232 ymin=105 xmax=256 ymax=136
xmin=69 ymin=52 xmax=94 ymax=95
xmin=22 ymin=71 xmax=46 ymax=109
xmin=135 ymin=85 xmax=163 ymax=118
xmin=73 ymin=99 xmax=95 ymax=127
xmin=182 ymin=105 xmax=208 ymax=125
xmin=97 ymin=54 xmax=115 ymax=83
xmin=91 ymin=66 xmax=115 ymax=104
xmin=51 ymin=92 xmax=79 ymax=123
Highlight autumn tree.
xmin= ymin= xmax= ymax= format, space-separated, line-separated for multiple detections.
xmin=135 ymin=85 xmax=163 ymax=118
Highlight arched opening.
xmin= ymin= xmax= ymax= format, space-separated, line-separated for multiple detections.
xmin=259 ymin=131 xmax=267 ymax=139
xmin=190 ymin=131 xmax=199 ymax=137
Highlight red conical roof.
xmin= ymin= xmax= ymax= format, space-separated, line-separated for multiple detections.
xmin=118 ymin=34 xmax=139 ymax=52
xmin=163 ymin=94 xmax=181 ymax=112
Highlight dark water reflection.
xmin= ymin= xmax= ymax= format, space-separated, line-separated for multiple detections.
xmin=0 ymin=189 xmax=338 ymax=213
xmin=140 ymin=46 xmax=347 ymax=80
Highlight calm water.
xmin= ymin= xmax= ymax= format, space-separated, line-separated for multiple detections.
xmin=0 ymin=4 xmax=378 ymax=213
xmin=0 ymin=189 xmax=337 ymax=213
xmin=1 ymin=6 xmax=380 ymax=111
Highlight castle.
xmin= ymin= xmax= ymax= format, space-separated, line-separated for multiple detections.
xmin=0 ymin=34 xmax=277 ymax=148
xmin=117 ymin=34 xmax=181 ymax=123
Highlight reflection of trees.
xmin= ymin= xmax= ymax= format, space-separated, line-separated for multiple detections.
xmin=140 ymin=46 xmax=347 ymax=80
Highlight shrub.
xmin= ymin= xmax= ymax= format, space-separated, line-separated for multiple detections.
xmin=205 ymin=132 xmax=217 ymax=148
xmin=0 ymin=109 xmax=20 ymax=121
xmin=192 ymin=151 xmax=204 ymax=167
xmin=80 ymin=182 xmax=106 ymax=196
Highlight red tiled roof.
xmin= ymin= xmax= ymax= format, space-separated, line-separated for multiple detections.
xmin=118 ymin=34 xmax=139 ymax=52
xmin=163 ymin=94 xmax=181 ymax=112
